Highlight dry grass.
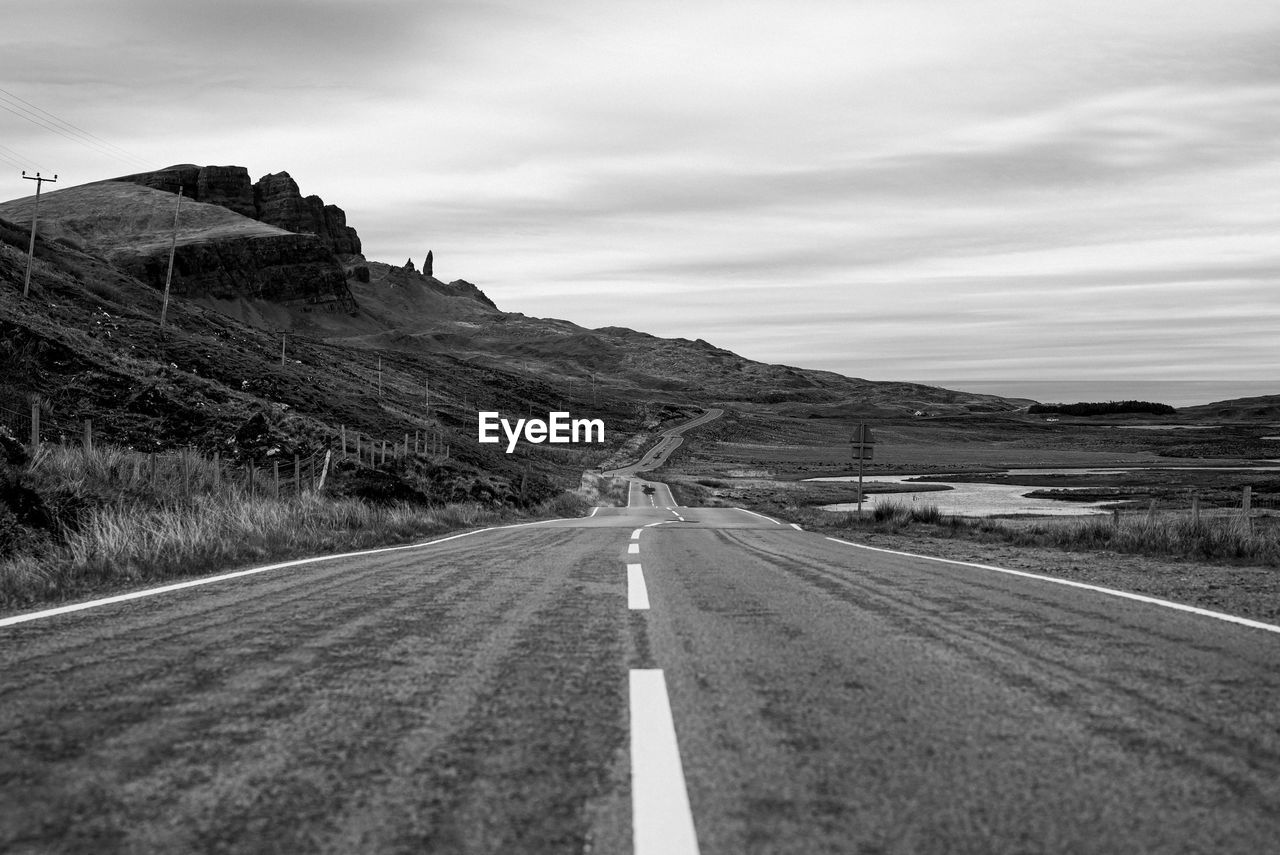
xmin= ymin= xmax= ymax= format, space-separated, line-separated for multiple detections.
xmin=782 ymin=500 xmax=1280 ymax=567
xmin=1005 ymin=513 xmax=1280 ymax=564
xmin=576 ymin=471 xmax=629 ymax=507
xmin=0 ymin=443 xmax=589 ymax=610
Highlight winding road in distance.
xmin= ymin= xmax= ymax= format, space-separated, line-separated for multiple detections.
xmin=2 ymin=408 xmax=1279 ymax=854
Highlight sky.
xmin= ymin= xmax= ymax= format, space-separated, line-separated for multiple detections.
xmin=2 ymin=0 xmax=1278 ymax=406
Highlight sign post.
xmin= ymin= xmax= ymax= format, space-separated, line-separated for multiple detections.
xmin=851 ymin=423 xmax=875 ymax=516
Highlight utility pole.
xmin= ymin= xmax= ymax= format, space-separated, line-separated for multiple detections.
xmin=21 ymin=171 xmax=57 ymax=297
xmin=159 ymin=186 xmax=183 ymax=329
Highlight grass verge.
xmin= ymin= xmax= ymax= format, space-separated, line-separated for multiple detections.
xmin=1 ymin=442 xmax=591 ymax=612
xmin=768 ymin=499 xmax=1280 ymax=567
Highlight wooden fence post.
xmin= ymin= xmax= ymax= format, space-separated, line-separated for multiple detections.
xmin=341 ymin=425 xmax=347 ymax=457
xmin=294 ymin=454 xmax=301 ymax=494
xmin=274 ymin=461 xmax=280 ymax=499
xmin=1191 ymin=493 xmax=1200 ymax=525
xmin=30 ymin=402 xmax=39 ymax=448
xmin=317 ymin=450 xmax=332 ymax=494
xmin=83 ymin=419 xmax=93 ymax=452
xmin=150 ymin=452 xmax=157 ymax=485
xmin=1242 ymin=485 xmax=1252 ymax=524
xmin=381 ymin=440 xmax=387 ymax=465
xmin=212 ymin=451 xmax=220 ymax=487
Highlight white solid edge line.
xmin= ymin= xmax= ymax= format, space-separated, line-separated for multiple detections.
xmin=825 ymin=537 xmax=1280 ymax=635
xmin=590 ymin=506 xmax=601 ymax=517
xmin=0 ymin=517 xmax=576 ymax=629
xmin=627 ymin=563 xmax=650 ymax=610
xmin=629 ymin=543 xmax=641 ymax=554
xmin=733 ymin=507 xmax=781 ymax=524
xmin=790 ymin=523 xmax=803 ymax=531
xmin=630 ymin=669 xmax=700 ymax=855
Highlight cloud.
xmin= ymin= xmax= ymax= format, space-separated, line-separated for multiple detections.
xmin=4 ymin=0 xmax=1280 ymax=401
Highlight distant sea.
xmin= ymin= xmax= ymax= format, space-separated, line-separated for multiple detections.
xmin=916 ymin=380 xmax=1279 ymax=409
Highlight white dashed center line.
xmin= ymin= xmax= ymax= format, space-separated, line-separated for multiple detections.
xmin=628 ymin=543 xmax=640 ymax=554
xmin=627 ymin=563 xmax=650 ymax=610
xmin=630 ymin=669 xmax=701 ymax=854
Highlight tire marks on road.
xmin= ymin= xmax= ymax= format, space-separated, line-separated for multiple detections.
xmin=0 ymin=528 xmax=630 ymax=853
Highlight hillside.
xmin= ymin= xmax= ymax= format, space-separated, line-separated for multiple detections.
xmin=0 ymin=212 xmax=640 ymax=508
xmin=0 ymin=164 xmax=1030 ymax=480
xmin=1179 ymin=395 xmax=1280 ymax=421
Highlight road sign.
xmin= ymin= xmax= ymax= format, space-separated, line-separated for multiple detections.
xmin=851 ymin=425 xmax=874 ymax=460
xmin=850 ymin=423 xmax=874 ymax=514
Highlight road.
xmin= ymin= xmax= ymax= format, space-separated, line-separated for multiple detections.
xmin=3 ymin=411 xmax=1280 ymax=853
xmin=601 ymin=407 xmax=723 ymax=479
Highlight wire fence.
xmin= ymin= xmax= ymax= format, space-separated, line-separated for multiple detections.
xmin=1110 ymin=488 xmax=1280 ymax=523
xmin=0 ymin=399 xmax=463 ymax=499
xmin=338 ymin=424 xmax=451 ymax=465
xmin=22 ymin=441 xmax=334 ymax=501
xmin=0 ymin=400 xmax=28 ymax=442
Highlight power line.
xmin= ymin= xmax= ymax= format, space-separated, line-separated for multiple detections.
xmin=0 ymin=86 xmax=147 ymax=166
xmin=0 ymin=142 xmax=47 ymax=172
xmin=0 ymin=88 xmax=150 ymax=168
xmin=0 ymin=99 xmax=116 ymax=162
xmin=0 ymin=98 xmax=144 ymax=167
xmin=0 ymin=150 xmax=27 ymax=171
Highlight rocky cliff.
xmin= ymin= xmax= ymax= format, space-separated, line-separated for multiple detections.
xmin=114 ymin=164 xmax=257 ymax=218
xmin=114 ymin=165 xmax=362 ymax=257
xmin=0 ymin=181 xmax=358 ymax=312
xmin=117 ymin=233 xmax=358 ymax=310
xmin=252 ymin=172 xmax=361 ymax=257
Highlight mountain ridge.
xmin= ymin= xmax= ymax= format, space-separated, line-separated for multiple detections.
xmin=0 ymin=164 xmax=1037 ymax=471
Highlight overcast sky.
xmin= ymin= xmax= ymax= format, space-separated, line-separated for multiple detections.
xmin=3 ymin=0 xmax=1278 ymax=405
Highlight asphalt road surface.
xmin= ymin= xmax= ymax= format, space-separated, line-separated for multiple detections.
xmin=3 ymin=412 xmax=1279 ymax=853
xmin=601 ymin=408 xmax=723 ymax=479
